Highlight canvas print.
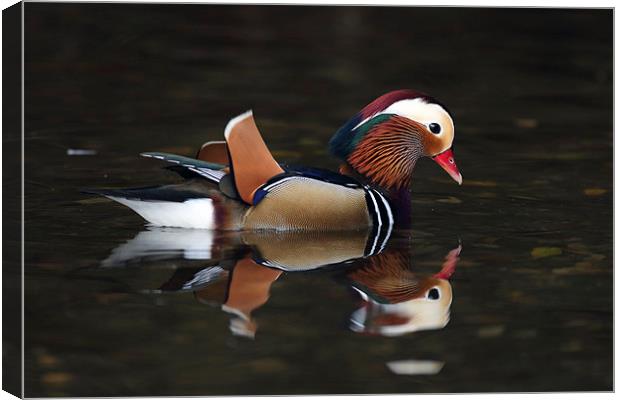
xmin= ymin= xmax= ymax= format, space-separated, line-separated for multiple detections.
xmin=2 ymin=2 xmax=613 ymax=397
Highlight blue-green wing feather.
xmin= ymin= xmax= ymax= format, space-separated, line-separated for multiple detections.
xmin=141 ymin=152 xmax=227 ymax=182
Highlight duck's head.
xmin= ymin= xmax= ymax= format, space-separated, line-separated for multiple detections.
xmin=329 ymin=89 xmax=462 ymax=190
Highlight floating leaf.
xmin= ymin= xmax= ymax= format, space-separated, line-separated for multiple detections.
xmin=588 ymin=254 xmax=606 ymax=262
xmin=41 ymin=372 xmax=73 ymax=386
xmin=514 ymin=118 xmax=539 ymax=129
xmin=567 ymin=242 xmax=587 ymax=250
xmin=551 ymin=265 xmax=606 ymax=275
xmin=66 ymin=148 xmax=97 ymax=156
xmin=566 ymin=242 xmax=589 ymax=255
xmin=531 ymin=247 xmax=562 ymax=258
xmin=386 ymin=360 xmax=444 ymax=376
xmin=560 ymin=340 xmax=583 ymax=352
xmin=436 ymin=196 xmax=462 ymax=204
xmin=583 ymin=188 xmax=607 ymax=196
xmin=478 ymin=325 xmax=505 ymax=338
xmin=37 ymin=354 xmax=59 ymax=367
xmin=574 ymin=261 xmax=593 ymax=269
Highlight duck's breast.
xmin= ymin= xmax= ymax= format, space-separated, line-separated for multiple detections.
xmin=243 ymin=176 xmax=370 ymax=231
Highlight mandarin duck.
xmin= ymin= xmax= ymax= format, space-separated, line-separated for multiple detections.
xmin=86 ymin=89 xmax=462 ymax=232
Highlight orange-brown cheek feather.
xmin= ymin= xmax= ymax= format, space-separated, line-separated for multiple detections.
xmin=421 ymin=133 xmax=445 ymax=157
xmin=347 ymin=116 xmax=425 ymax=190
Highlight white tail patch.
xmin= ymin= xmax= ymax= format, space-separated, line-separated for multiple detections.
xmin=108 ymin=197 xmax=216 ymax=229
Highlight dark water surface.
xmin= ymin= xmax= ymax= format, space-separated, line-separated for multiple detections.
xmin=21 ymin=4 xmax=612 ymax=396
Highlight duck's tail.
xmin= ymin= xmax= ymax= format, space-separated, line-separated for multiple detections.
xmin=83 ymin=181 xmax=246 ymax=230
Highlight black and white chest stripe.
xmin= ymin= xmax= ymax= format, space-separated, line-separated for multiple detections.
xmin=364 ymin=186 xmax=394 ymax=256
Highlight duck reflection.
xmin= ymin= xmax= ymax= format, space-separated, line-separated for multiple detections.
xmin=101 ymin=227 xmax=218 ymax=266
xmin=347 ymin=244 xmax=460 ymax=337
xmin=103 ymin=227 xmax=460 ymax=340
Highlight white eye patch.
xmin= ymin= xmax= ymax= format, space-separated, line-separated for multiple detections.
xmin=380 ymin=98 xmax=454 ymax=138
xmin=353 ymin=97 xmax=454 ymax=142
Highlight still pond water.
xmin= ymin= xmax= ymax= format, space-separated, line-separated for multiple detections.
xmin=21 ymin=4 xmax=612 ymax=396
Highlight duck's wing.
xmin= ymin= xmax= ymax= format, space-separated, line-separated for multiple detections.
xmin=141 ymin=152 xmax=228 ymax=183
xmin=224 ymin=110 xmax=285 ymax=204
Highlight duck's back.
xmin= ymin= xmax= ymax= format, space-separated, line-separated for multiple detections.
xmin=244 ymin=176 xmax=370 ymax=231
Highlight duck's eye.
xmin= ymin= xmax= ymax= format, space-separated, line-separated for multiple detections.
xmin=427 ymin=288 xmax=440 ymax=300
xmin=428 ymin=123 xmax=441 ymax=134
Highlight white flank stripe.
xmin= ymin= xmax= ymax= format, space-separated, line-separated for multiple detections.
xmin=108 ymin=197 xmax=216 ymax=229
